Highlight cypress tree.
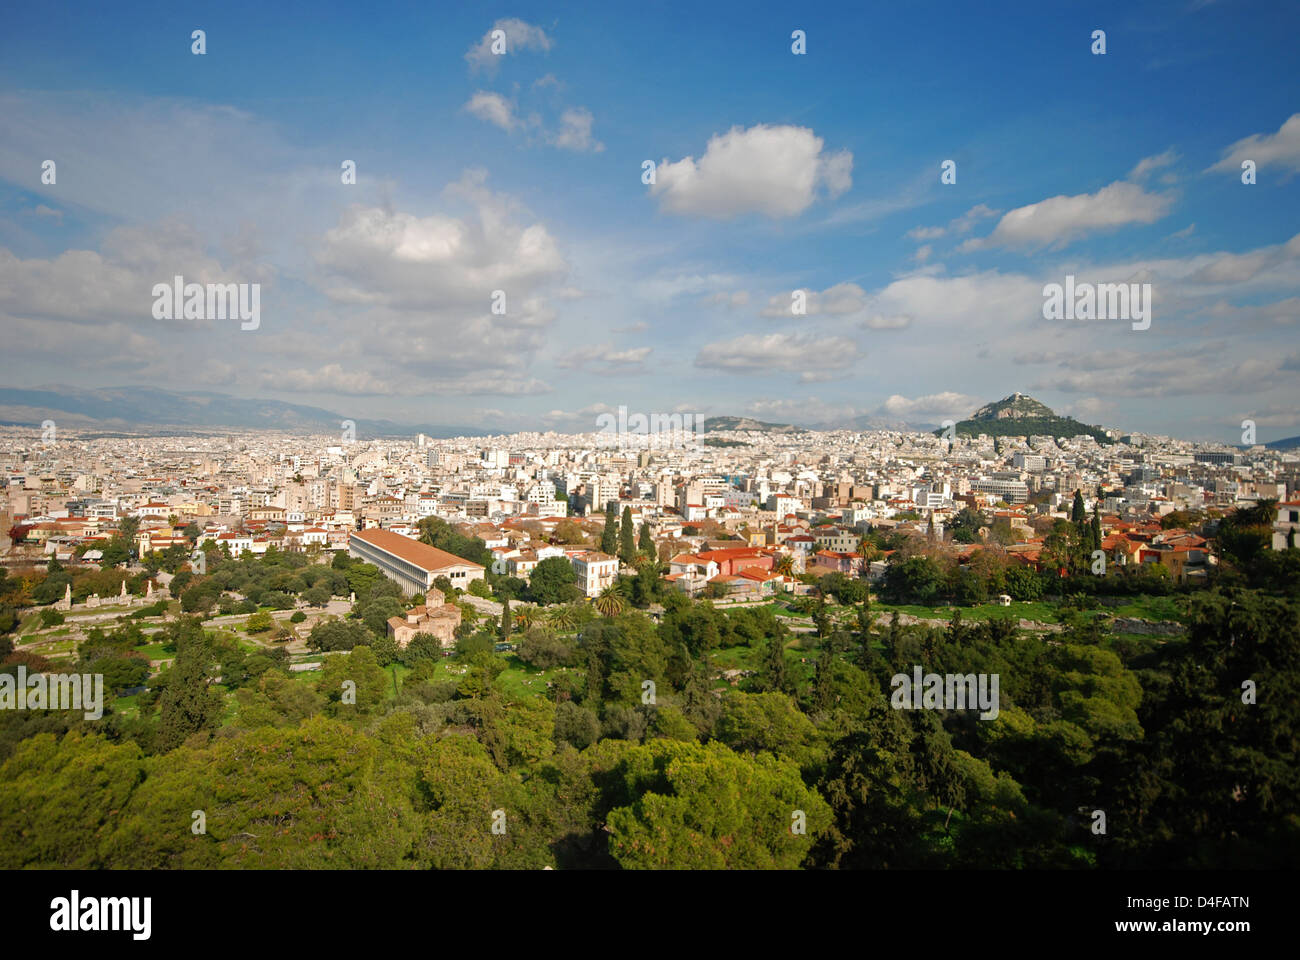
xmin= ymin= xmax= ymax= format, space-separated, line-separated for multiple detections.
xmin=762 ymin=635 xmax=789 ymax=694
xmin=638 ymin=521 xmax=655 ymax=557
xmin=600 ymin=501 xmax=618 ymax=554
xmin=619 ymin=507 xmax=636 ymax=564
xmin=813 ymin=647 xmax=835 ymax=714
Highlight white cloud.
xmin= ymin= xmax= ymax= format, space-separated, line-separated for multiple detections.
xmin=0 ymin=218 xmax=273 ymax=326
xmin=761 ymin=282 xmax=869 ymax=318
xmin=465 ymin=18 xmax=553 ymax=73
xmin=464 ymin=91 xmax=517 ymax=131
xmin=877 ymin=392 xmax=980 ymax=422
xmin=1209 ymin=113 xmax=1300 ymax=174
xmin=555 ymin=343 xmax=652 ymax=374
xmin=313 ymin=170 xmax=566 ymax=311
xmin=963 ymin=181 xmax=1174 ymax=251
xmin=904 ymin=204 xmax=999 ymax=243
xmin=906 ymin=225 xmax=946 ymax=241
xmin=650 ymin=124 xmax=853 ymax=219
xmin=1027 ymin=343 xmax=1289 ymax=398
xmin=702 ymin=290 xmax=750 ymax=308
xmin=1129 ymin=149 xmax=1179 ymax=180
xmin=694 ymin=331 xmax=859 ymax=379
xmin=549 ymin=107 xmax=603 ymax=153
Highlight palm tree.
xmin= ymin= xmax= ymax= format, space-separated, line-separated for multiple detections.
xmin=514 ymin=606 xmax=542 ymax=631
xmin=548 ymin=604 xmax=580 ymax=632
xmin=594 ymin=583 xmax=626 ymax=618
xmin=773 ymin=553 xmax=796 ymax=578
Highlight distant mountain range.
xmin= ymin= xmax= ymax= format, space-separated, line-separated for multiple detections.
xmin=0 ymin=387 xmax=814 ymax=439
xmin=2 ymin=386 xmax=1285 ymax=447
xmin=0 ymin=387 xmax=481 ymax=438
xmin=702 ymin=415 xmax=804 ymax=434
xmin=935 ymin=392 xmax=1114 ymax=444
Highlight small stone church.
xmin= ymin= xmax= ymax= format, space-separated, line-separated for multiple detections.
xmin=386 ymin=588 xmax=461 ymax=649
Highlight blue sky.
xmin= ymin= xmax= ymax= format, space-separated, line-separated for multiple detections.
xmin=1 ymin=0 xmax=1298 ymax=440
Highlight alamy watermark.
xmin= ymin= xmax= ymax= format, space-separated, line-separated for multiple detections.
xmin=0 ymin=666 xmax=104 ymax=720
xmin=50 ymin=890 xmax=150 ymax=940
xmin=595 ymin=406 xmax=704 ymax=450
xmin=1042 ymin=275 xmax=1150 ymax=331
xmin=890 ymin=667 xmax=1000 ymax=720
xmin=152 ymin=275 xmax=260 ymax=330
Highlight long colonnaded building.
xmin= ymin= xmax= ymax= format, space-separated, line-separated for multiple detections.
xmin=348 ymin=527 xmax=486 ymax=596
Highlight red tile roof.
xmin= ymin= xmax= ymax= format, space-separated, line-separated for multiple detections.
xmin=352 ymin=528 xmax=484 ymax=572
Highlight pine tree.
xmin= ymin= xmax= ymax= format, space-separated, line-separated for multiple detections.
xmin=619 ymin=507 xmax=637 ymax=564
xmin=499 ymin=598 xmax=512 ymax=641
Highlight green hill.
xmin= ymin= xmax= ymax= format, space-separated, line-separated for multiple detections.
xmin=936 ymin=393 xmax=1113 ymax=443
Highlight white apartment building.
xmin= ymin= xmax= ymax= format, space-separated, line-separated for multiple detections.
xmin=570 ymin=551 xmax=619 ymax=597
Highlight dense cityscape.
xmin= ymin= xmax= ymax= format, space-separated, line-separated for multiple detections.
xmin=0 ymin=394 xmax=1296 ymax=872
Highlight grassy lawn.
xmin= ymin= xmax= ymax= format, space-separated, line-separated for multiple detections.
xmin=762 ymin=602 xmax=811 ymax=619
xmin=111 ymin=692 xmax=141 ymax=719
xmin=711 ymin=644 xmax=759 ymax=671
xmin=36 ymin=637 xmax=79 ymax=655
xmin=495 ymin=655 xmax=563 ymax=701
xmin=1108 ymin=594 xmax=1187 ymax=622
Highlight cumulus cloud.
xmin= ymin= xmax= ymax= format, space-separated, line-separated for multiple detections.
xmin=313 ymin=170 xmax=566 ymax=311
xmin=1209 ymin=113 xmax=1300 ymax=175
xmin=465 ymin=18 xmax=553 ymax=73
xmin=761 ymin=282 xmax=870 ymax=318
xmin=546 ymin=107 xmax=603 ymax=152
xmin=0 ymin=218 xmax=274 ymax=326
xmin=465 ymin=94 xmax=602 ymax=152
xmin=876 ymin=392 xmax=981 ymax=422
xmin=464 ymin=91 xmax=517 ymax=131
xmin=962 ymin=181 xmax=1174 ymax=251
xmin=1030 ymin=346 xmax=1288 ymax=399
xmin=759 ymin=274 xmax=1036 ymax=332
xmin=650 ymin=124 xmax=853 ymax=219
xmin=694 ymin=331 xmax=859 ymax=381
xmin=555 ymin=343 xmax=652 ymax=374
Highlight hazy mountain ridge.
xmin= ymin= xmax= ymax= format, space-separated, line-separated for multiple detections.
xmin=0 ymin=387 xmax=480 ymax=438
xmin=703 ymin=415 xmax=805 ymax=434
